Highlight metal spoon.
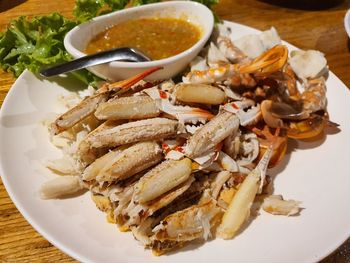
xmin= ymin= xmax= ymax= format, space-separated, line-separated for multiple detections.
xmin=40 ymin=47 xmax=151 ymax=77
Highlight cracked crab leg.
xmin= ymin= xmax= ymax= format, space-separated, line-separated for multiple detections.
xmin=95 ymin=96 xmax=160 ymax=120
xmin=51 ymin=67 xmax=162 ymax=135
xmin=51 ymin=93 xmax=108 ymax=135
xmin=85 ymin=117 xmax=180 ymax=149
xmin=97 ymin=141 xmax=163 ymax=182
xmin=152 ymin=199 xmax=222 ymax=245
xmin=217 ymin=146 xmax=273 ymax=239
xmin=77 ymin=120 xmax=124 ymax=164
xmin=134 ymin=158 xmax=192 ymax=203
xmin=82 ymin=149 xmax=121 ymax=181
xmin=175 ymin=83 xmax=226 ymax=105
xmin=185 ymin=111 xmax=240 ymax=158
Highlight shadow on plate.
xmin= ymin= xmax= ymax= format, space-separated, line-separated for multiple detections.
xmin=0 ymin=0 xmax=27 ymax=12
xmin=258 ymin=0 xmax=346 ymax=10
xmin=36 ymin=73 xmax=89 ymax=92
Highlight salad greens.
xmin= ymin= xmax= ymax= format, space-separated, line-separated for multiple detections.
xmin=74 ymin=0 xmax=219 ymax=23
xmin=0 ymin=0 xmax=219 ymax=86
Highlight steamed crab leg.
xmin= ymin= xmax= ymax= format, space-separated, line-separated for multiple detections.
xmin=51 ymin=93 xmax=108 ymax=135
xmin=174 ymin=83 xmax=226 ymax=105
xmin=51 ymin=67 xmax=162 ymax=135
xmin=217 ymin=145 xmax=273 ymax=239
xmin=185 ymin=111 xmax=240 ymax=158
xmin=95 ymin=96 xmax=160 ymax=120
xmin=97 ymin=141 xmax=163 ymax=182
xmin=151 ymin=199 xmax=222 ymax=255
xmin=83 ymin=141 xmax=163 ymax=182
xmin=134 ymin=158 xmax=192 ymax=203
xmin=84 ymin=117 xmax=180 ymax=149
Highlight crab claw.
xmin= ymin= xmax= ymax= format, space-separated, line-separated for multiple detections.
xmin=223 ymin=99 xmax=261 ymax=126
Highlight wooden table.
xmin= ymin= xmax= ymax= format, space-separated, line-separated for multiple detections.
xmin=1 ymin=0 xmax=349 ymax=262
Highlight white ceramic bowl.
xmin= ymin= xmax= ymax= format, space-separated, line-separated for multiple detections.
xmin=64 ymin=1 xmax=214 ymax=81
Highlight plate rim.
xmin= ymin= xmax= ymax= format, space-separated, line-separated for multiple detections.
xmin=344 ymin=9 xmax=350 ymax=38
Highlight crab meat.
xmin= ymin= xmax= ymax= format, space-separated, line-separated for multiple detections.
xmin=97 ymin=141 xmax=163 ymax=182
xmin=175 ymin=83 xmax=226 ymax=105
xmin=122 ymin=177 xmax=195 ymax=228
xmin=134 ymin=158 xmax=193 ymax=203
xmin=210 ymin=171 xmax=232 ymax=199
xmin=234 ymin=34 xmax=265 ymax=59
xmin=85 ymin=118 xmax=180 ymax=149
xmin=301 ymin=77 xmax=327 ymax=114
xmin=40 ymin=176 xmax=85 ymax=199
xmin=207 ymin=42 xmax=229 ymax=67
xmin=262 ymin=195 xmax=301 ymax=216
xmin=77 ymin=120 xmax=126 ymax=164
xmin=236 ymin=133 xmax=260 ymax=167
xmin=217 ymin=36 xmax=247 ymax=63
xmin=259 ymin=27 xmax=281 ymax=50
xmin=152 ymin=199 xmax=222 ymax=244
xmin=189 ymin=56 xmax=208 ymax=71
xmin=51 ymin=93 xmax=108 ymax=135
xmin=217 ymin=151 xmax=239 ymax=172
xmin=144 ymin=87 xmax=214 ymax=124
xmin=144 ymin=177 xmax=195 ymax=218
xmin=95 ymin=96 xmax=160 ymax=120
xmin=289 ymin=50 xmax=327 ymax=79
xmin=217 ymin=146 xmax=272 ymax=239
xmin=185 ymin=111 xmax=240 ymax=158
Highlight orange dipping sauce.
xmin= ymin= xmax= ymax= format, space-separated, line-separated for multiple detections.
xmin=85 ymin=17 xmax=201 ymax=60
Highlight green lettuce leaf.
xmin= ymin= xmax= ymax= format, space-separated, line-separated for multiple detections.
xmin=0 ymin=13 xmax=100 ymax=85
xmin=73 ymin=0 xmax=105 ymax=23
xmin=73 ymin=0 xmax=220 ymax=23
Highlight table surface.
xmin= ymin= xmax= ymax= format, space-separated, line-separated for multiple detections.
xmin=1 ymin=0 xmax=350 ymax=262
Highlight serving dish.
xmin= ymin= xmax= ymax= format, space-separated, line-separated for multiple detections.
xmin=1 ymin=21 xmax=350 ymax=263
xmin=344 ymin=9 xmax=350 ymax=38
xmin=64 ymin=1 xmax=214 ymax=81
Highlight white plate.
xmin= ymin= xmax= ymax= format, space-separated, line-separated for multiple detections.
xmin=344 ymin=9 xmax=350 ymax=38
xmin=1 ymin=21 xmax=350 ymax=263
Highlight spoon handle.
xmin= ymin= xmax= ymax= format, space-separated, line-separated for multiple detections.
xmin=40 ymin=47 xmax=150 ymax=77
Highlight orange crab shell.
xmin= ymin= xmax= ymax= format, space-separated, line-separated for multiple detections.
xmin=287 ymin=114 xmax=327 ymax=140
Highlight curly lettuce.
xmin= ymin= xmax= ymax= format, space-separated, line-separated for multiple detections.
xmin=73 ymin=0 xmax=219 ymax=23
xmin=0 ymin=13 xmax=100 ymax=85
